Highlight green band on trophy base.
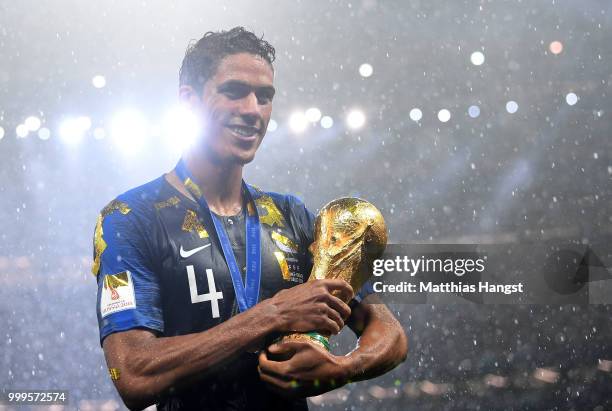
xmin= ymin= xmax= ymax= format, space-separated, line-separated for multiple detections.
xmin=306 ymin=332 xmax=330 ymax=351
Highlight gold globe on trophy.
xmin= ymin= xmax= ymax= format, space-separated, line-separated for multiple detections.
xmin=283 ymin=197 xmax=388 ymax=350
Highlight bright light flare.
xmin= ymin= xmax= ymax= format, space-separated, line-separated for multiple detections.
xmin=16 ymin=124 xmax=28 ymax=138
xmin=289 ymin=111 xmax=308 ymax=133
xmin=25 ymin=116 xmax=41 ymax=132
xmin=346 ymin=109 xmax=366 ymax=130
xmin=359 ymin=63 xmax=373 ymax=77
xmin=38 ymin=127 xmax=51 ymax=140
xmin=506 ymin=101 xmax=519 ymax=114
xmin=468 ymin=105 xmax=481 ymax=118
xmin=0 ymin=126 xmax=4 ymax=140
xmin=92 ymin=75 xmax=106 ymax=88
xmin=305 ymin=107 xmax=322 ymax=122
xmin=320 ymin=116 xmax=334 ymax=129
xmin=409 ymin=108 xmax=422 ymax=122
xmin=470 ymin=51 xmax=485 ymax=66
xmin=93 ymin=127 xmax=106 ymax=140
xmin=565 ymin=92 xmax=578 ymax=106
xmin=437 ymin=109 xmax=451 ymax=123
xmin=76 ymin=116 xmax=92 ymax=131
xmin=549 ymin=41 xmax=563 ymax=55
xmin=59 ymin=116 xmax=90 ymax=144
xmin=110 ymin=109 xmax=147 ymax=154
xmin=59 ymin=116 xmax=91 ymax=144
xmin=162 ymin=105 xmax=201 ymax=150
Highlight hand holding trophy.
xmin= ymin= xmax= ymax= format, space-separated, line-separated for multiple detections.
xmin=283 ymin=197 xmax=388 ymax=350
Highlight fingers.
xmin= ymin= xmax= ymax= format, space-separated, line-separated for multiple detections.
xmin=314 ymin=279 xmax=353 ymax=322
xmin=268 ymin=342 xmax=297 ymax=355
xmin=320 ymin=306 xmax=343 ymax=334
xmin=270 ymin=279 xmax=353 ymax=334
xmin=320 ymin=279 xmax=354 ymax=301
xmin=259 ymin=342 xmax=317 ymax=379
xmin=259 ymin=350 xmax=288 ymax=377
xmin=324 ymin=295 xmax=352 ymax=322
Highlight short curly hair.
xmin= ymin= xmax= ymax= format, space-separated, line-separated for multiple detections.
xmin=179 ymin=26 xmax=276 ymax=91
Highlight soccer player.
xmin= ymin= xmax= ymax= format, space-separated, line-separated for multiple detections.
xmin=93 ymin=27 xmax=407 ymax=411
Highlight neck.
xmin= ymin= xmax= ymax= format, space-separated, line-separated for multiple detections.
xmin=180 ymin=151 xmax=245 ymax=216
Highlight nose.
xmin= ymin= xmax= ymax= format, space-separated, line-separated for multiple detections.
xmin=238 ymin=92 xmax=261 ymax=126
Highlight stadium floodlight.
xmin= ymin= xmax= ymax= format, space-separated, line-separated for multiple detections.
xmin=92 ymin=75 xmax=106 ymax=88
xmin=16 ymin=124 xmax=28 ymax=138
xmin=162 ymin=105 xmax=202 ymax=151
xmin=59 ymin=117 xmax=90 ymax=144
xmin=289 ymin=111 xmax=308 ymax=133
xmin=437 ymin=109 xmax=451 ymax=123
xmin=110 ymin=109 xmax=147 ymax=154
xmin=93 ymin=127 xmax=106 ymax=140
xmin=38 ymin=127 xmax=51 ymax=140
xmin=320 ymin=116 xmax=334 ymax=129
xmin=25 ymin=116 xmax=42 ymax=132
xmin=346 ymin=109 xmax=366 ymax=130
xmin=359 ymin=63 xmax=373 ymax=77
xmin=505 ymin=101 xmax=518 ymax=114
xmin=305 ymin=107 xmax=322 ymax=123
xmin=409 ymin=108 xmax=423 ymax=122
xmin=565 ymin=93 xmax=578 ymax=106
xmin=470 ymin=51 xmax=485 ymax=66
xmin=549 ymin=41 xmax=563 ymax=55
xmin=468 ymin=105 xmax=481 ymax=118
xmin=77 ymin=116 xmax=92 ymax=130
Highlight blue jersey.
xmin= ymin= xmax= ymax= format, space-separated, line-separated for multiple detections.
xmin=92 ymin=174 xmax=315 ymax=410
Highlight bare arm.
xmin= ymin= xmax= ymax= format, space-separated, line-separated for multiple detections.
xmin=343 ymin=294 xmax=408 ymax=381
xmin=103 ymin=302 xmax=275 ymax=410
xmin=102 ymin=279 xmax=353 ymax=410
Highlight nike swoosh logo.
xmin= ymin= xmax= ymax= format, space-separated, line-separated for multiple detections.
xmin=180 ymin=244 xmax=211 ymax=258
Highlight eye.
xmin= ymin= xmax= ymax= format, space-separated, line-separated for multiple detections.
xmin=331 ymin=235 xmax=338 ymax=243
xmin=219 ymin=83 xmax=250 ymax=100
xmin=256 ymin=89 xmax=274 ymax=105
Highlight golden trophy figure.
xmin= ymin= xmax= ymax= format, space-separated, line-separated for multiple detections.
xmin=283 ymin=197 xmax=388 ymax=350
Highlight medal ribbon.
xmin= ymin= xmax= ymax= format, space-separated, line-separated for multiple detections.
xmin=175 ymin=159 xmax=261 ymax=312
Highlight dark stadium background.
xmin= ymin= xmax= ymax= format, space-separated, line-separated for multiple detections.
xmin=0 ymin=1 xmax=610 ymax=410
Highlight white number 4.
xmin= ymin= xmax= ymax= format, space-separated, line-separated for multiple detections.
xmin=187 ymin=266 xmax=223 ymax=318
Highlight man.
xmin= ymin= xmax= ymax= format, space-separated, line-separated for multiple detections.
xmin=93 ymin=27 xmax=407 ymax=411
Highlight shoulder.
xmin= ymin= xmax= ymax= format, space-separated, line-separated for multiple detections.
xmin=248 ymin=185 xmax=315 ymax=245
xmin=249 ymin=186 xmax=311 ymax=219
xmin=114 ymin=176 xmax=169 ymax=216
xmin=92 ymin=176 xmax=170 ymax=276
xmin=265 ymin=191 xmax=308 ymax=212
xmin=97 ymin=176 xmax=172 ymax=225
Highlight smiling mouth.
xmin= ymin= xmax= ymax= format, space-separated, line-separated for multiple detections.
xmin=226 ymin=125 xmax=260 ymax=138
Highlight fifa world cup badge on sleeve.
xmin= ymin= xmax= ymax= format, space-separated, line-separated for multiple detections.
xmin=100 ymin=271 xmax=136 ymax=317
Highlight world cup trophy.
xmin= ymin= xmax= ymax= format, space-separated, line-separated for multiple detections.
xmin=283 ymin=197 xmax=388 ymax=350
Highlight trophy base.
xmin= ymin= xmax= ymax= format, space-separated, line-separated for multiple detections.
xmin=282 ymin=332 xmax=330 ymax=351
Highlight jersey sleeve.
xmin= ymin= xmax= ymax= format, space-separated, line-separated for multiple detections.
xmin=285 ymin=194 xmax=316 ymax=249
xmin=93 ymin=200 xmax=164 ymax=345
xmin=283 ymin=195 xmax=315 ymax=278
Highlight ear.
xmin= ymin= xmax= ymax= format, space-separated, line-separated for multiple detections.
xmin=179 ymin=85 xmax=201 ymax=106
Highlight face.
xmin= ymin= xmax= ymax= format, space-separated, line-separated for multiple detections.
xmin=183 ymin=52 xmax=275 ymax=165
